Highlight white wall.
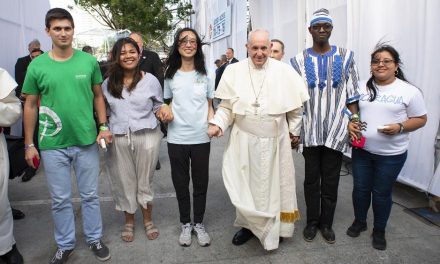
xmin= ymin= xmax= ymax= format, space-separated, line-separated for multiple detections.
xmin=191 ymin=0 xmax=248 ymax=76
xmin=0 ymin=0 xmax=51 ymax=75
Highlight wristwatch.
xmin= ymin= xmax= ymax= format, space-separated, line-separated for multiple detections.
xmin=24 ymin=143 xmax=35 ymax=150
xmin=398 ymin=123 xmax=404 ymax=133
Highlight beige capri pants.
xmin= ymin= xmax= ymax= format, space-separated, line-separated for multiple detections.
xmin=106 ymin=126 xmax=162 ymax=214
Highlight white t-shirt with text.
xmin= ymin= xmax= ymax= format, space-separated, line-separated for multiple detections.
xmin=359 ymin=79 xmax=427 ymax=155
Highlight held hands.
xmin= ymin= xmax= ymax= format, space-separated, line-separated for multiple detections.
xmin=289 ymin=133 xmax=300 ymax=149
xmin=97 ymin=129 xmax=113 ymax=145
xmin=348 ymin=121 xmax=362 ymax=141
xmin=208 ymin=124 xmax=223 ymax=138
xmin=156 ymin=104 xmax=174 ymax=123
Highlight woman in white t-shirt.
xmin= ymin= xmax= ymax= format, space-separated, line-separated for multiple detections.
xmin=347 ymin=44 xmax=427 ymax=250
xmin=159 ymin=28 xmax=215 ymax=247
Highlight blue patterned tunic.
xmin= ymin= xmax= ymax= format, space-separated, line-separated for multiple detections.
xmin=290 ymin=45 xmax=360 ymax=152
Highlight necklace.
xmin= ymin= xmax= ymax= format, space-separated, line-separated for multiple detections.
xmin=248 ymin=61 xmax=267 ymax=114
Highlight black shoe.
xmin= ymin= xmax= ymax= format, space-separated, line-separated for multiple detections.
xmin=0 ymin=244 xmax=23 ymax=264
xmin=11 ymin=208 xmax=25 ymax=220
xmin=303 ymin=224 xmax=318 ymax=242
xmin=346 ymin=220 xmax=367 ymax=237
xmin=232 ymin=228 xmax=255 ymax=246
xmin=22 ymin=167 xmax=36 ymax=182
xmin=49 ymin=248 xmax=73 ymax=264
xmin=89 ymin=240 xmax=111 ymax=261
xmin=155 ymin=161 xmax=161 ymax=170
xmin=320 ymin=226 xmax=336 ymax=244
xmin=372 ymin=229 xmax=386 ymax=250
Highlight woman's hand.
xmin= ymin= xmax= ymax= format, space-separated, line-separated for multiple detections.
xmin=377 ymin=123 xmax=401 ymax=135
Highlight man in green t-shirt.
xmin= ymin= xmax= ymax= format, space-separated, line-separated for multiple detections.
xmin=22 ymin=8 xmax=112 ymax=264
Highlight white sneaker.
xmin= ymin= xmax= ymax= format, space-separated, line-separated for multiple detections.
xmin=179 ymin=223 xmax=193 ymax=246
xmin=193 ymin=223 xmax=211 ymax=246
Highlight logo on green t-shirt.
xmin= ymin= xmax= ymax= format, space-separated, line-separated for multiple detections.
xmin=39 ymin=106 xmax=62 ymax=143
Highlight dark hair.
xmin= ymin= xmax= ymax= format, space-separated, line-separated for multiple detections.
xmin=31 ymin=48 xmax=43 ymax=54
xmin=271 ymin=39 xmax=285 ymax=52
xmin=45 ymin=8 xmax=74 ymax=29
xmin=82 ymin=45 xmax=93 ymax=54
xmin=227 ymin=48 xmax=234 ymax=53
xmin=107 ymin=37 xmax=142 ymax=99
xmin=164 ymin=28 xmax=207 ymax=79
xmin=366 ymin=44 xmax=408 ymax=101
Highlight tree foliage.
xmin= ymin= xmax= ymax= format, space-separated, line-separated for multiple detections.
xmin=74 ymin=0 xmax=192 ymax=45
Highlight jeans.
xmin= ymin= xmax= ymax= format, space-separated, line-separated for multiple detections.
xmin=303 ymin=146 xmax=343 ymax=227
xmin=351 ymin=148 xmax=407 ymax=231
xmin=167 ymin=142 xmax=210 ymax=224
xmin=41 ymin=144 xmax=102 ymax=250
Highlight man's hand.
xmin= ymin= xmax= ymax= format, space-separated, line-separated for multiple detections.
xmin=156 ymin=104 xmax=174 ymax=123
xmin=208 ymin=124 xmax=223 ymax=138
xmin=25 ymin=146 xmax=40 ymax=169
xmin=289 ymin=133 xmax=300 ymax=149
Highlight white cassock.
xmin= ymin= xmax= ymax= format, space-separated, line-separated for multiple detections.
xmin=211 ymin=58 xmax=309 ymax=250
xmin=0 ymin=68 xmax=21 ymax=255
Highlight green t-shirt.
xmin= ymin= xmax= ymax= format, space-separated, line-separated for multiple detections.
xmin=22 ymin=50 xmax=103 ymax=150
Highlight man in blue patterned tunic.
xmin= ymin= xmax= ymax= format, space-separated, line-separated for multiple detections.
xmin=290 ymin=8 xmax=360 ymax=244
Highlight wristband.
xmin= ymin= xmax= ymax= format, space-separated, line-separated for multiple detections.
xmin=25 ymin=143 xmax=35 ymax=150
xmin=99 ymin=122 xmax=109 ymax=131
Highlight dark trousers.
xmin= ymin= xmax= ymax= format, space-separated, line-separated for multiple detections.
xmin=167 ymin=142 xmax=210 ymax=224
xmin=303 ymin=146 xmax=343 ymax=227
xmin=351 ymin=148 xmax=407 ymax=231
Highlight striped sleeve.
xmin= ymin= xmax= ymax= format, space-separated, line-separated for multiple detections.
xmin=345 ymin=50 xmax=360 ymax=104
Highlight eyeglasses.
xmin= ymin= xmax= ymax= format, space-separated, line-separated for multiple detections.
xmin=371 ymin=59 xmax=395 ymax=66
xmin=179 ymin=39 xmax=197 ymax=47
xmin=311 ymin=23 xmax=333 ymax=31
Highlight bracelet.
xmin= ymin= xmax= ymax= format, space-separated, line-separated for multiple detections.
xmin=398 ymin=123 xmax=404 ymax=133
xmin=350 ymin=113 xmax=360 ymax=122
xmin=24 ymin=143 xmax=35 ymax=150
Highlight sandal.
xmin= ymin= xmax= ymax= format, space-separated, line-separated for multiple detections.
xmin=121 ymin=223 xmax=135 ymax=242
xmin=144 ymin=221 xmax=159 ymax=240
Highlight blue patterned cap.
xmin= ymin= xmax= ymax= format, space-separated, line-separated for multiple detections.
xmin=309 ymin=8 xmax=333 ymax=26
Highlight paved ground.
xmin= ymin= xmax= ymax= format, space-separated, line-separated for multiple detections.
xmin=5 ymin=134 xmax=440 ymax=264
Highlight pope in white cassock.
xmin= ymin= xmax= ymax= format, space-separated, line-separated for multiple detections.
xmin=0 ymin=68 xmax=24 ymax=263
xmin=208 ymin=29 xmax=309 ymax=250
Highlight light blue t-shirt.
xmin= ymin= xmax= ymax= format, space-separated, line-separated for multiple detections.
xmin=164 ymin=70 xmax=214 ymax=144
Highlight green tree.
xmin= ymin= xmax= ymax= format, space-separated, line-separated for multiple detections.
xmin=74 ymin=0 xmax=192 ymax=46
